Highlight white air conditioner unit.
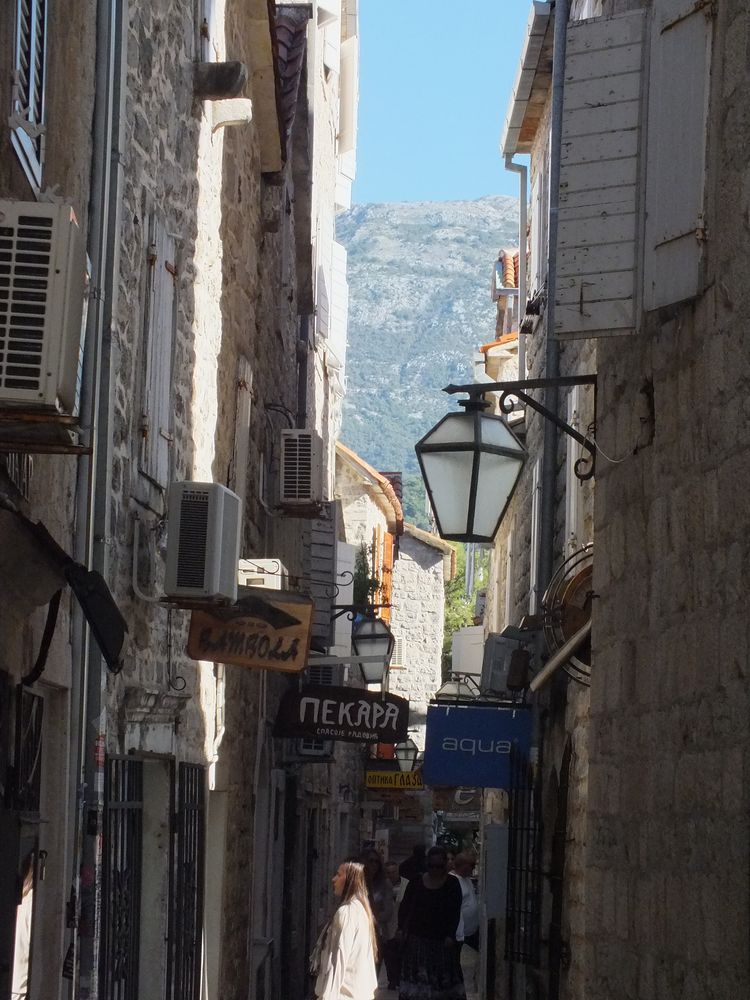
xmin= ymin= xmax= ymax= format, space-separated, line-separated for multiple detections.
xmin=164 ymin=482 xmax=241 ymax=602
xmin=238 ymin=558 xmax=289 ymax=591
xmin=0 ymin=200 xmax=88 ymax=413
xmin=280 ymin=429 xmax=324 ymax=505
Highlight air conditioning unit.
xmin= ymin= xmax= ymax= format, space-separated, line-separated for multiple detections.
xmin=0 ymin=200 xmax=88 ymax=412
xmin=164 ymin=482 xmax=241 ymax=602
xmin=280 ymin=429 xmax=324 ymax=505
xmin=238 ymin=558 xmax=289 ymax=591
xmin=481 ymin=634 xmax=521 ymax=695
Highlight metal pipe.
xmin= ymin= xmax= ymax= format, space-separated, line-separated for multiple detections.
xmin=504 ymin=155 xmax=528 ymax=377
xmin=70 ymin=0 xmax=125 ymax=994
xmin=538 ymin=0 xmax=569 ymax=602
xmin=529 ymin=620 xmax=591 ymax=692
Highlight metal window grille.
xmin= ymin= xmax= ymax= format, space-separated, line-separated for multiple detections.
xmin=505 ymin=745 xmax=542 ymax=965
xmin=2 ymin=453 xmax=33 ymax=499
xmin=101 ymin=757 xmax=143 ymax=1000
xmin=168 ymin=763 xmax=206 ymax=1000
xmin=11 ymin=0 xmax=47 ymax=189
xmin=14 ymin=686 xmax=43 ymax=814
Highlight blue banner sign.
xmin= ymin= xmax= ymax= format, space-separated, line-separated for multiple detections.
xmin=423 ymin=704 xmax=532 ymax=789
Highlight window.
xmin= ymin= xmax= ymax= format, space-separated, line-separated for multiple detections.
xmin=139 ymin=216 xmax=177 ymax=495
xmin=11 ymin=0 xmax=48 ymax=191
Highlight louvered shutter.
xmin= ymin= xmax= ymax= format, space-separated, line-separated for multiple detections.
xmin=643 ymin=0 xmax=712 ymax=310
xmin=11 ymin=0 xmax=47 ymax=189
xmin=554 ymin=9 xmax=646 ymax=337
xmin=140 ymin=218 xmax=176 ymax=490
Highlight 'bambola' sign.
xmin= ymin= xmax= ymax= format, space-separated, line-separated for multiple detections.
xmin=274 ymin=685 xmax=409 ymax=743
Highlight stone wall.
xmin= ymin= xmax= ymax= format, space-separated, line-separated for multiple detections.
xmin=389 ymin=531 xmax=446 ymax=734
xmin=586 ymin=3 xmax=750 ymax=996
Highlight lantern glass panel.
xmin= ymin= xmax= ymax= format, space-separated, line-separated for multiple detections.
xmin=420 ymin=449 xmax=474 ymax=536
xmin=473 ymin=449 xmax=525 ymax=538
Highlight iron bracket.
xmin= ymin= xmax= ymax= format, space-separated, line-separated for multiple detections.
xmin=443 ymin=375 xmax=598 ymax=481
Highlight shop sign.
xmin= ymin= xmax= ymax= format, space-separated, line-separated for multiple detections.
xmin=187 ymin=588 xmax=314 ymax=672
xmin=365 ymin=769 xmax=424 ymax=790
xmin=433 ymin=787 xmax=481 ymax=812
xmin=423 ymin=704 xmax=532 ymax=789
xmin=274 ymin=686 xmax=409 ymax=743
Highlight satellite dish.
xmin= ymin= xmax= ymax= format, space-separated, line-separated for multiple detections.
xmin=541 ymin=544 xmax=593 ymax=685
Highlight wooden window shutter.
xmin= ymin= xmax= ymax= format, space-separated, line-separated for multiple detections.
xmin=11 ymin=0 xmax=48 ymax=190
xmin=140 ymin=217 xmax=176 ymax=491
xmin=380 ymin=533 xmax=394 ymax=623
xmin=554 ymin=9 xmax=646 ymax=338
xmin=643 ymin=0 xmax=713 ymax=310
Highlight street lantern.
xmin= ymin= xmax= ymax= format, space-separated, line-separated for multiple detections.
xmin=434 ymin=672 xmax=481 ymax=701
xmin=394 ymin=737 xmax=419 ymax=772
xmin=352 ymin=614 xmax=394 ymax=685
xmin=415 ymin=397 xmax=526 ymax=543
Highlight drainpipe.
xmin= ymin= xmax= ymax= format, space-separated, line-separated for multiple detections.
xmin=70 ymin=0 xmax=124 ymax=995
xmin=504 ymin=156 xmax=527 ymax=377
xmin=538 ymin=0 xmax=569 ymax=601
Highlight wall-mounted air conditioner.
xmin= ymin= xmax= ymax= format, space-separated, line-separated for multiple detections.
xmin=0 ymin=200 xmax=88 ymax=413
xmin=238 ymin=558 xmax=289 ymax=591
xmin=164 ymin=482 xmax=241 ymax=602
xmin=280 ymin=429 xmax=324 ymax=505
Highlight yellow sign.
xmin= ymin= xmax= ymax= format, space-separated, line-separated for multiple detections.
xmin=366 ymin=770 xmax=424 ymax=790
xmin=187 ymin=587 xmax=314 ymax=673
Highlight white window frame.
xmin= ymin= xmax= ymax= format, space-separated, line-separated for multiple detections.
xmin=11 ymin=0 xmax=48 ymax=192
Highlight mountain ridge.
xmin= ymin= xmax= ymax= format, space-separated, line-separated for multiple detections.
xmin=338 ymin=194 xmax=519 ymax=476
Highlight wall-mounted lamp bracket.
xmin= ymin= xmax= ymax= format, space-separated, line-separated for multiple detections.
xmin=330 ymin=603 xmax=390 ymax=622
xmin=443 ymin=375 xmax=597 ymax=481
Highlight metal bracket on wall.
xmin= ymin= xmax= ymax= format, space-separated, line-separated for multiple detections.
xmin=443 ymin=375 xmax=598 ymax=481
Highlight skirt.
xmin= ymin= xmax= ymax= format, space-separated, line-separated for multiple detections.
xmin=398 ymin=934 xmax=466 ymax=1000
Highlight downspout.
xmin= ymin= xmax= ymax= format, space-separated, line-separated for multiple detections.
xmin=71 ymin=0 xmax=125 ymax=994
xmin=538 ymin=0 xmax=569 ymax=600
xmin=504 ymin=156 xmax=527 ymax=377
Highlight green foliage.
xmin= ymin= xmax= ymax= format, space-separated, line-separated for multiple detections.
xmin=401 ymin=474 xmax=430 ymax=530
xmin=352 ymin=543 xmax=379 ymax=606
xmin=442 ymin=544 xmax=491 ymax=676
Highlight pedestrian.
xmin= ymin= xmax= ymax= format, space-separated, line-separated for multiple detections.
xmin=382 ymin=860 xmax=408 ymax=989
xmin=451 ymin=853 xmax=479 ymax=953
xmin=361 ymin=849 xmax=394 ymax=960
xmin=398 ymin=844 xmax=427 ymax=881
xmin=396 ymin=845 xmax=466 ymax=1000
xmin=310 ymin=859 xmax=379 ymax=1000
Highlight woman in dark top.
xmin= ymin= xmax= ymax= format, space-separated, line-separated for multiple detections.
xmin=397 ymin=845 xmax=466 ymax=1000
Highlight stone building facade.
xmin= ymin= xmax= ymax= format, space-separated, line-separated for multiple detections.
xmin=0 ymin=2 xmax=361 ymax=1000
xmin=472 ymin=2 xmax=750 ymax=999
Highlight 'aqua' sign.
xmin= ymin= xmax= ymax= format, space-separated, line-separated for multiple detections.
xmin=423 ymin=703 xmax=532 ymax=789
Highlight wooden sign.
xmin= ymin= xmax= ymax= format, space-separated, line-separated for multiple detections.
xmin=274 ymin=686 xmax=409 ymax=743
xmin=187 ymin=587 xmax=314 ymax=673
xmin=365 ymin=769 xmax=424 ymax=790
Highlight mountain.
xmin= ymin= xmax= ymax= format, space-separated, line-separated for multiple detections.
xmin=337 ymin=195 xmax=519 ymax=477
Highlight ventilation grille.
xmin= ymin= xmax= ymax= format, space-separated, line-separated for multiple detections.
xmin=280 ymin=429 xmax=323 ymax=504
xmin=0 ymin=213 xmax=52 ymax=394
xmin=176 ymin=489 xmax=209 ymax=588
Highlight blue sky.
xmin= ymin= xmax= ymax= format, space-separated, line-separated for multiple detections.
xmin=353 ymin=0 xmax=531 ymax=205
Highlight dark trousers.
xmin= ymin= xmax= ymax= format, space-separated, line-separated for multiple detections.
xmin=382 ymin=936 xmax=402 ymax=988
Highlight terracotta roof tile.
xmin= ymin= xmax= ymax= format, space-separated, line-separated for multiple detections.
xmin=275 ymin=5 xmax=310 ymax=156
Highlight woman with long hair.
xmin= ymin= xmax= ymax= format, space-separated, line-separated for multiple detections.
xmin=312 ymin=859 xmax=379 ymax=1000
xmin=397 ymin=845 xmax=466 ymax=1000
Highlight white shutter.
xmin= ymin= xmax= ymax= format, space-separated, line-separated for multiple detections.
xmin=338 ymin=36 xmax=358 ymax=154
xmin=390 ymin=636 xmax=405 ymax=668
xmin=321 ymin=0 xmax=341 ymax=73
xmin=11 ymin=0 xmax=48 ymax=190
xmin=529 ymin=171 xmax=543 ymax=296
xmin=332 ymin=542 xmax=356 ymax=650
xmin=230 ymin=357 xmax=253 ymax=517
xmin=643 ymin=0 xmax=712 ymax=310
xmin=328 ymin=241 xmax=348 ymax=369
xmin=141 ymin=217 xmax=176 ymax=490
xmin=564 ymin=387 xmax=585 ymax=555
xmin=554 ymin=9 xmax=646 ymax=338
xmin=503 ymin=525 xmax=515 ymax=631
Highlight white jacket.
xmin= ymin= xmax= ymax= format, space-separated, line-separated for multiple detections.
xmin=315 ymin=898 xmax=378 ymax=1000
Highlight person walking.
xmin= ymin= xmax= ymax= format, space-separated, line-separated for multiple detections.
xmin=361 ymin=849 xmax=394 ymax=962
xmin=398 ymin=844 xmax=427 ymax=881
xmin=311 ymin=860 xmax=379 ymax=1000
xmin=383 ymin=861 xmax=409 ymax=990
xmin=451 ymin=853 xmax=479 ymax=953
xmin=396 ymin=845 xmax=466 ymax=1000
